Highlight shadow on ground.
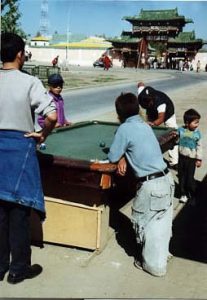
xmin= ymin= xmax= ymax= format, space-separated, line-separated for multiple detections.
xmin=108 ymin=171 xmax=207 ymax=264
xmin=170 ymin=174 xmax=207 ymax=263
xmin=108 ymin=167 xmax=139 ymax=258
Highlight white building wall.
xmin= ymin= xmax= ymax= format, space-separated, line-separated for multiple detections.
xmin=27 ymin=47 xmax=105 ymax=66
xmin=27 ymin=45 xmax=206 ymax=69
xmin=26 ymin=46 xmax=122 ymax=67
xmin=30 ymin=41 xmax=49 ymax=47
xmin=192 ymin=52 xmax=207 ymax=70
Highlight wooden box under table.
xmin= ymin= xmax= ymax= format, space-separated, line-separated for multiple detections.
xmin=31 ymin=196 xmax=110 ymax=251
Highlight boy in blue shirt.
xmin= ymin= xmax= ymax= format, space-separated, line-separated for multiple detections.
xmin=178 ymin=109 xmax=202 ymax=204
xmin=108 ymin=93 xmax=174 ymax=277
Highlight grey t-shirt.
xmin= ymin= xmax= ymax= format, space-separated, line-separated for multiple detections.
xmin=0 ymin=69 xmax=56 ymax=132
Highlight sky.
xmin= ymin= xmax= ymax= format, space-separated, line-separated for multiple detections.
xmin=19 ymin=0 xmax=207 ymax=40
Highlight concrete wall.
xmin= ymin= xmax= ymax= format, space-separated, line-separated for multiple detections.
xmin=27 ymin=46 xmax=206 ymax=70
xmin=28 ymin=46 xmax=104 ymax=66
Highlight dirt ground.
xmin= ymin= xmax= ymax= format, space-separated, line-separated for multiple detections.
xmin=1 ymin=67 xmax=207 ymax=299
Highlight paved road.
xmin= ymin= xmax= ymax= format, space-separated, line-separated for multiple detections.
xmin=63 ymin=69 xmax=207 ymax=122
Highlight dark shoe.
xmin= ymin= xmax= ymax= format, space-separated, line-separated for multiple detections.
xmin=0 ymin=271 xmax=6 ymax=281
xmin=7 ymin=264 xmax=43 ymax=284
xmin=0 ymin=268 xmax=9 ymax=281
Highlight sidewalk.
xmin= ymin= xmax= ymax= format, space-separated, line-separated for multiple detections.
xmin=1 ymin=72 xmax=207 ymax=299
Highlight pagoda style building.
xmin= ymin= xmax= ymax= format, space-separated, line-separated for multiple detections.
xmin=109 ymin=8 xmax=203 ymax=68
xmin=167 ymin=31 xmax=203 ymax=62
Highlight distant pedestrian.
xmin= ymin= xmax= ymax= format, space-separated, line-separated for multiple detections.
xmin=28 ymin=51 xmax=32 ymax=61
xmin=103 ymin=55 xmax=112 ymax=70
xmin=52 ymin=55 xmax=59 ymax=67
xmin=196 ymin=60 xmax=201 ymax=72
xmin=179 ymin=60 xmax=184 ymax=71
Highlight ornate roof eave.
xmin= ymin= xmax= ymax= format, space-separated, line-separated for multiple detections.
xmin=123 ymin=8 xmax=193 ymax=24
xmin=168 ymin=39 xmax=203 ymax=44
xmin=124 ymin=16 xmax=189 ymax=22
xmin=167 ymin=47 xmax=198 ymax=53
xmin=107 ymin=38 xmax=141 ymax=44
xmin=133 ymin=29 xmax=179 ymax=34
xmin=185 ymin=18 xmax=194 ymax=24
xmin=168 ymin=31 xmax=203 ymax=44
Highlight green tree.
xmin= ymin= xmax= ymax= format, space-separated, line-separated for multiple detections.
xmin=150 ymin=42 xmax=167 ymax=57
xmin=1 ymin=0 xmax=26 ymax=38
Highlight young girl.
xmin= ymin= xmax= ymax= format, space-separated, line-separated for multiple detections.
xmin=178 ymin=109 xmax=202 ymax=204
xmin=38 ymin=73 xmax=71 ymax=128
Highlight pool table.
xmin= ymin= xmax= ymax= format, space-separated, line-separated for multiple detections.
xmin=33 ymin=120 xmax=177 ymax=250
xmin=37 ymin=120 xmax=177 ymax=207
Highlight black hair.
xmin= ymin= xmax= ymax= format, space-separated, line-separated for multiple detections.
xmin=138 ymin=86 xmax=155 ymax=109
xmin=183 ymin=109 xmax=201 ymax=124
xmin=115 ymin=92 xmax=139 ymax=123
xmin=0 ymin=32 xmax=25 ymax=63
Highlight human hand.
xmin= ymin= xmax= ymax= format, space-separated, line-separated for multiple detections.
xmin=117 ymin=157 xmax=127 ymax=176
xmin=55 ymin=122 xmax=61 ymax=128
xmin=147 ymin=121 xmax=154 ymax=126
xmin=64 ymin=121 xmax=72 ymax=126
xmin=196 ymin=160 xmax=202 ymax=168
xmin=24 ymin=131 xmax=45 ymax=144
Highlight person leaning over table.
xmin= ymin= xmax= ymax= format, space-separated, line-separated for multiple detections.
xmin=108 ymin=92 xmax=174 ymax=277
xmin=137 ymin=82 xmax=178 ymax=170
xmin=0 ymin=32 xmax=57 ymax=284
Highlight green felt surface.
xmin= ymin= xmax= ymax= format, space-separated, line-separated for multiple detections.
xmin=39 ymin=121 xmax=173 ymax=161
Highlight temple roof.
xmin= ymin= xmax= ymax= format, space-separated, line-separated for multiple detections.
xmin=123 ymin=8 xmax=193 ymax=24
xmin=52 ymin=36 xmax=112 ymax=49
xmin=168 ymin=31 xmax=203 ymax=44
xmin=198 ymin=43 xmax=207 ymax=52
xmin=107 ymin=32 xmax=141 ymax=44
xmin=31 ymin=35 xmax=50 ymax=41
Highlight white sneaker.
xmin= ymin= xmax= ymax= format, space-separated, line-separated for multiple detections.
xmin=179 ymin=195 xmax=188 ymax=203
xmin=167 ymin=252 xmax=173 ymax=261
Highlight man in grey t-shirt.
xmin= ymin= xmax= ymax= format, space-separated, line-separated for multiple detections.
xmin=0 ymin=32 xmax=57 ymax=284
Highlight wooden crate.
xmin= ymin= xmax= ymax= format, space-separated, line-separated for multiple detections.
xmin=31 ymin=196 xmax=110 ymax=251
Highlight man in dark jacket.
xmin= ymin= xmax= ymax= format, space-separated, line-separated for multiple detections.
xmin=137 ymin=82 xmax=178 ymax=168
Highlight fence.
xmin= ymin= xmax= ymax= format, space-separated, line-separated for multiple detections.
xmin=22 ymin=65 xmax=61 ymax=85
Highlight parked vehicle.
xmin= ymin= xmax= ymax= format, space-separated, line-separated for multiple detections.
xmin=93 ymin=59 xmax=104 ymax=68
xmin=93 ymin=56 xmax=112 ymax=69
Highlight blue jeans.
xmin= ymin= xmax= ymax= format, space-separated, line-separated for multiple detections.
xmin=131 ymin=172 xmax=174 ymax=276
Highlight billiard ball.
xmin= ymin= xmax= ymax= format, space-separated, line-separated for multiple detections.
xmin=99 ymin=141 xmax=106 ymax=147
xmin=39 ymin=143 xmax=46 ymax=150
